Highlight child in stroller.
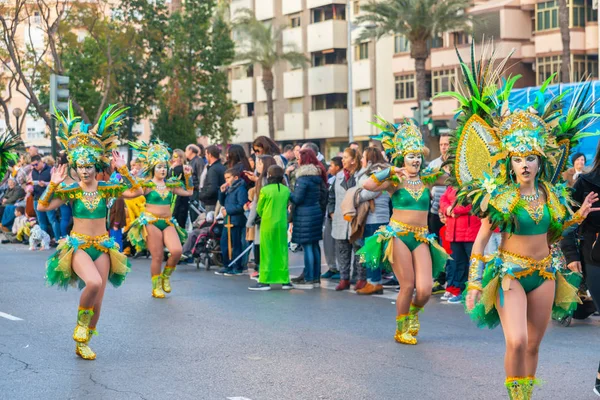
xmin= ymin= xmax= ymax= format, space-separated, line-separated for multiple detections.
xmin=187 ymin=211 xmax=223 ymax=270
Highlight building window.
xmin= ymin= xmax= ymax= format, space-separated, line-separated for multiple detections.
xmin=536 ymin=0 xmax=559 ymax=31
xmin=394 ymin=34 xmax=410 ymax=54
xmin=246 ymin=102 xmax=255 ymax=117
xmin=395 ymin=74 xmax=415 ymax=100
xmin=289 ymin=13 xmax=301 ymax=28
xmin=312 ymin=4 xmax=346 ymax=23
xmin=536 ymin=55 xmax=561 ymax=85
xmin=353 ymin=0 xmax=361 ymax=15
xmin=232 ymin=64 xmax=253 ymax=79
xmin=355 ymin=89 xmax=370 ymax=106
xmin=587 ymin=0 xmax=598 ymax=21
xmin=312 ymin=49 xmax=347 ymax=67
xmin=33 ymin=11 xmax=41 ymax=24
xmin=428 ymin=35 xmax=443 ymax=50
xmin=355 ymin=42 xmax=369 ymax=60
xmin=289 ymin=97 xmax=303 ymax=113
xmin=573 ymin=54 xmax=599 ymax=81
xmin=452 ymin=32 xmax=470 ymax=46
xmin=573 ymin=0 xmax=586 ymax=27
xmin=312 ymin=94 xmax=347 ymax=110
xmin=432 ymin=69 xmax=456 ymax=95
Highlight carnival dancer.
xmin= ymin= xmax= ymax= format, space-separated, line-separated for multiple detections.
xmin=126 ymin=140 xmax=193 ymax=298
xmin=357 ymin=118 xmax=450 ymax=345
xmin=0 ymin=130 xmax=22 ymax=182
xmin=38 ymin=104 xmax=142 ymax=360
xmin=439 ymin=43 xmax=599 ymax=399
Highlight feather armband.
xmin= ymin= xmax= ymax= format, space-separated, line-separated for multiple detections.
xmin=184 ymin=173 xmax=193 ymax=191
xmin=117 ymin=165 xmax=140 ymax=190
xmin=38 ymin=182 xmax=59 ymax=207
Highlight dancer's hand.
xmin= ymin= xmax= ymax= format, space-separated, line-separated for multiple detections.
xmin=579 ymin=191 xmax=600 ymax=218
xmin=112 ymin=150 xmax=126 ymax=169
xmin=465 ymin=289 xmax=481 ymax=311
xmin=50 ymin=164 xmax=67 ymax=185
xmin=183 ymin=165 xmax=192 ymax=175
xmin=567 ymin=261 xmax=582 ymax=273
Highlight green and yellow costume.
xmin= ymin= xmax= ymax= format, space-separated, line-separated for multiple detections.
xmin=0 ymin=130 xmax=22 ymax=182
xmin=356 ymin=119 xmax=450 ymax=345
xmin=39 ymin=103 xmax=137 ymax=360
xmin=126 ymin=140 xmax=192 ymax=297
xmin=438 ymin=42 xmax=597 ymax=398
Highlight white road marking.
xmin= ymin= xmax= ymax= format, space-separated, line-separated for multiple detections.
xmin=227 ymin=397 xmax=253 ymax=400
xmin=0 ymin=311 xmax=23 ymax=321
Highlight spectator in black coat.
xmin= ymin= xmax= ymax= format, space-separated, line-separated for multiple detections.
xmin=171 ymin=149 xmax=190 ymax=228
xmin=290 ymin=149 xmax=328 ymax=289
xmin=186 ymin=144 xmax=206 ymax=222
xmin=199 ymin=145 xmax=226 ymax=212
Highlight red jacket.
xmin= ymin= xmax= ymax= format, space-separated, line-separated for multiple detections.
xmin=439 ymin=186 xmax=481 ymax=243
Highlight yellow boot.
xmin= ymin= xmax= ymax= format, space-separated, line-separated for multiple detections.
xmin=73 ymin=307 xmax=94 ymax=343
xmin=394 ymin=314 xmax=417 ymax=345
xmin=408 ymin=303 xmax=422 ymax=336
xmin=505 ymin=377 xmax=529 ymax=400
xmin=162 ymin=266 xmax=176 ymax=293
xmin=75 ymin=329 xmax=97 ymax=360
xmin=152 ymin=275 xmax=166 ymax=298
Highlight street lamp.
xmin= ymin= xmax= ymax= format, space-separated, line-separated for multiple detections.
xmin=12 ymin=107 xmax=22 ymax=135
xmin=346 ymin=1 xmax=376 ymax=144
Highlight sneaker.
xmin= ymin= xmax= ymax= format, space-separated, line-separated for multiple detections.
xmin=356 ymin=283 xmax=384 ymax=295
xmin=224 ymin=269 xmax=242 ymax=277
xmin=382 ymin=278 xmax=399 ymax=288
xmin=313 ymin=279 xmax=321 ymax=288
xmin=447 ymin=295 xmax=463 ymax=304
xmin=292 ymin=279 xmax=315 ymax=290
xmin=291 ymin=273 xmax=305 ymax=284
xmin=321 ymin=269 xmax=339 ymax=279
xmin=250 ymin=271 xmax=259 ymax=281
xmin=594 ymin=383 xmax=600 ymax=397
xmin=282 ymin=282 xmax=293 ymax=290
xmin=215 ymin=267 xmax=232 ymax=276
xmin=248 ymin=283 xmax=271 ymax=291
xmin=1 ymin=239 xmax=9 ymax=244
xmin=440 ymin=291 xmax=452 ymax=301
xmin=432 ymin=282 xmax=445 ymax=295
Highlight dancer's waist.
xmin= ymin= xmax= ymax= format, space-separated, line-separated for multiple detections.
xmin=389 ymin=219 xmax=428 ymax=235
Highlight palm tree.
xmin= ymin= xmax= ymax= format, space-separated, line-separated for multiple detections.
xmin=233 ymin=8 xmax=307 ymax=140
xmin=356 ymin=0 xmax=471 ymax=104
xmin=558 ymin=0 xmax=570 ymax=83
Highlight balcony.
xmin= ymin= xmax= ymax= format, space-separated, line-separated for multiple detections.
xmin=230 ymin=0 xmax=252 ymax=19
xmin=255 ymin=0 xmax=274 ymax=21
xmin=281 ymin=113 xmax=305 ymax=140
xmin=283 ymin=0 xmax=303 ymax=15
xmin=308 ymin=109 xmax=348 ymax=139
xmin=307 ymin=0 xmax=346 ymax=8
xmin=352 ymin=106 xmax=373 ymax=137
xmin=352 ymin=59 xmax=371 ymax=91
xmin=256 ymin=76 xmax=276 ymax=102
xmin=283 ymin=26 xmax=303 ymax=52
xmin=231 ymin=77 xmax=254 ymax=104
xmin=233 ymin=117 xmax=254 ymax=144
xmin=283 ymin=70 xmax=304 ymax=98
xmin=307 ymin=20 xmax=347 ymax=53
xmin=308 ymin=65 xmax=348 ymax=96
xmin=257 ymin=115 xmax=275 ymax=138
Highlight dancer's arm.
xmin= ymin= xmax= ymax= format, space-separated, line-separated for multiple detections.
xmin=172 ymin=165 xmax=194 ymax=197
xmin=362 ymin=167 xmax=398 ymax=192
xmin=37 ymin=164 xmax=67 ymax=211
xmin=112 ymin=151 xmax=143 ymax=199
xmin=465 ymin=218 xmax=494 ymax=311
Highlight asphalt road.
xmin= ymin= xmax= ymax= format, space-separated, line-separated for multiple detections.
xmin=0 ymin=244 xmax=599 ymax=400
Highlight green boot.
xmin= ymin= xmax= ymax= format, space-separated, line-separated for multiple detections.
xmin=505 ymin=377 xmax=529 ymax=400
xmin=75 ymin=329 xmax=97 ymax=360
xmin=394 ymin=314 xmax=417 ymax=345
xmin=162 ymin=266 xmax=176 ymax=293
xmin=152 ymin=275 xmax=166 ymax=298
xmin=408 ymin=303 xmax=423 ymax=336
xmin=73 ymin=307 xmax=94 ymax=343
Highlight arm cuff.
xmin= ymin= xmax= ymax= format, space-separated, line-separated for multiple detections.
xmin=117 ymin=165 xmax=140 ymax=190
xmin=38 ymin=182 xmax=58 ymax=207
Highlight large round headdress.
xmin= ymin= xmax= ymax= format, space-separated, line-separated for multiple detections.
xmin=128 ymin=139 xmax=171 ymax=177
xmin=55 ymin=102 xmax=128 ymax=170
xmin=370 ymin=116 xmax=425 ymax=167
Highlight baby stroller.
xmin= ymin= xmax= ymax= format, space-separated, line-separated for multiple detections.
xmin=192 ymin=211 xmax=223 ymax=270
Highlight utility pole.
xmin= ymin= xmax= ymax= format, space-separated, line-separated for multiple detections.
xmin=49 ymin=74 xmax=69 ymax=158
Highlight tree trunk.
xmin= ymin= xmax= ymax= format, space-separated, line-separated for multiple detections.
xmin=262 ymin=67 xmax=275 ymax=140
xmin=558 ymin=0 xmax=570 ymax=83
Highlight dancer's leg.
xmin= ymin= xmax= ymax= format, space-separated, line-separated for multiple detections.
xmin=89 ymin=253 xmax=111 ymax=329
xmin=147 ymin=224 xmax=165 ymax=277
xmin=524 ymin=279 xmax=555 ymax=376
xmin=412 ymin=243 xmax=433 ymax=307
xmin=162 ymin=226 xmax=183 ymax=293
xmin=391 ymin=237 xmax=414 ymax=315
xmin=496 ymin=279 xmax=528 ymax=378
xmin=72 ymin=250 xmax=103 ymax=308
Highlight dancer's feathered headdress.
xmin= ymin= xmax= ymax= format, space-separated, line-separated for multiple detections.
xmin=128 ymin=139 xmax=171 ymax=177
xmin=370 ymin=116 xmax=425 ymax=167
xmin=55 ymin=102 xmax=128 ymax=170
xmin=0 ymin=130 xmax=23 ymax=181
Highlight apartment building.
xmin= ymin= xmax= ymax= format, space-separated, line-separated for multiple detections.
xmin=229 ymin=0 xmax=600 ymax=154
xmin=229 ymin=0 xmax=391 ymax=157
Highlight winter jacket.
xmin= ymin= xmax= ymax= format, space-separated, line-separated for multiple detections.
xmin=357 ymin=164 xmax=391 ymax=225
xmin=189 ymin=155 xmax=206 ymax=190
xmin=290 ymin=164 xmax=326 ymax=244
xmin=218 ymin=179 xmax=248 ymax=227
xmin=561 ymin=169 xmax=600 ymax=266
xmin=3 ymin=186 xmax=25 ymax=204
xmin=341 ymin=186 xmax=374 ymax=243
xmin=439 ymin=186 xmax=481 ymax=243
xmin=198 ymin=160 xmax=226 ymax=206
xmin=562 ymin=167 xmax=587 ymax=188
xmin=329 ymin=169 xmax=358 ymax=241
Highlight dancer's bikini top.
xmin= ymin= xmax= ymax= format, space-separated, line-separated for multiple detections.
xmin=56 ymin=182 xmax=127 ymax=219
xmin=145 ymin=188 xmax=173 ymax=206
xmin=506 ymin=203 xmax=551 ymax=236
xmin=391 ymin=187 xmax=430 ymax=211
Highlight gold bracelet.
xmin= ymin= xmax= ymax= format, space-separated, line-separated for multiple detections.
xmin=117 ymin=165 xmax=141 ymax=190
xmin=184 ymin=173 xmax=193 ymax=191
xmin=467 ymin=282 xmax=483 ymax=292
xmin=38 ymin=182 xmax=58 ymax=207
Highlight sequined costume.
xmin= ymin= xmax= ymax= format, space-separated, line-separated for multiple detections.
xmin=126 ymin=140 xmax=192 ymax=297
xmin=0 ymin=130 xmax=22 ymax=182
xmin=356 ymin=118 xmax=450 ymax=345
xmin=438 ymin=42 xmax=597 ymax=398
xmin=39 ymin=103 xmax=138 ymax=360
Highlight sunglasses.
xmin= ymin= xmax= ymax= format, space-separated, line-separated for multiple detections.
xmin=253 ymin=148 xmax=261 ymax=153
xmin=31 ymin=163 xmax=39 ymax=167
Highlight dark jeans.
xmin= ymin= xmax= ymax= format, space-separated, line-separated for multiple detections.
xmin=303 ymin=241 xmax=321 ymax=282
xmin=363 ymin=223 xmax=384 ymax=283
xmin=221 ymin=225 xmax=244 ymax=271
xmin=1 ymin=204 xmax=16 ymax=229
xmin=59 ymin=204 xmax=72 ymax=238
xmin=585 ymin=263 xmax=600 ymax=312
xmin=428 ymin=212 xmax=446 ymax=285
xmin=447 ymin=241 xmax=473 ymax=292
xmin=34 ymin=200 xmax=60 ymax=240
xmin=254 ymin=244 xmax=260 ymax=272
xmin=174 ymin=196 xmax=189 ymax=229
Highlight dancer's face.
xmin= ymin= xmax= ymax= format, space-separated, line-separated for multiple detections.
xmin=404 ymin=153 xmax=422 ymax=176
xmin=77 ymin=166 xmax=96 ymax=184
xmin=511 ymin=155 xmax=539 ymax=185
xmin=154 ymin=163 xmax=168 ymax=179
